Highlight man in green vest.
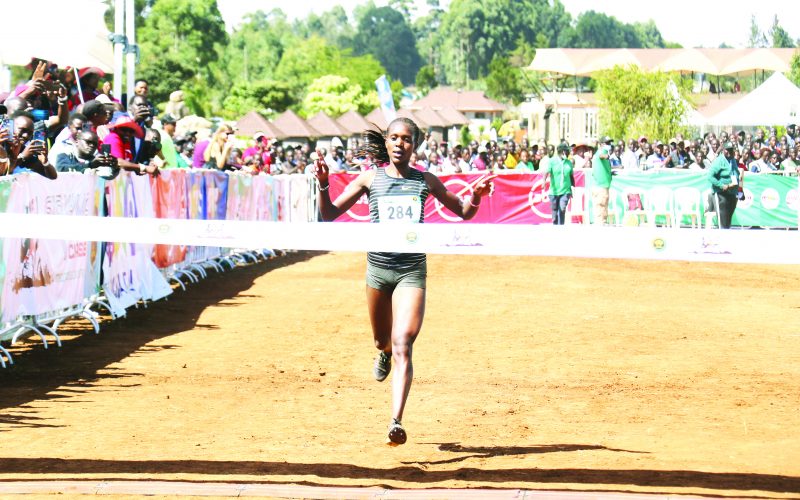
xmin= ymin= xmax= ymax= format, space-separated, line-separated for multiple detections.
xmin=591 ymin=136 xmax=613 ymax=224
xmin=543 ymin=143 xmax=575 ymax=225
xmin=707 ymin=142 xmax=740 ymax=229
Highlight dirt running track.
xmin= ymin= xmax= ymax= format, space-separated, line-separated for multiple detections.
xmin=0 ymin=251 xmax=799 ymax=498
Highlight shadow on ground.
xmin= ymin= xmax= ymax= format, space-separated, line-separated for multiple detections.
xmin=0 ymin=251 xmax=323 ymax=428
xmin=0 ymin=457 xmax=795 ymax=494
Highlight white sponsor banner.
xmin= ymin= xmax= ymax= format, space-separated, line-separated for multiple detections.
xmin=0 ymin=214 xmax=799 ymax=265
xmin=0 ymin=174 xmax=98 ymax=322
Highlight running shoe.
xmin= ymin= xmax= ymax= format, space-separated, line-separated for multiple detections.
xmin=373 ymin=351 xmax=391 ymax=382
xmin=386 ymin=418 xmax=407 ymax=446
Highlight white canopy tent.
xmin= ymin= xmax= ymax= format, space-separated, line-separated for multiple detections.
xmin=0 ymin=0 xmax=114 ymax=93
xmin=703 ymin=73 xmax=800 ymax=127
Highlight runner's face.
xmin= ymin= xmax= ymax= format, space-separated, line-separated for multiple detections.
xmin=385 ymin=123 xmax=414 ymax=166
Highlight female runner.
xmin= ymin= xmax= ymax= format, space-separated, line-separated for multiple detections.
xmin=314 ymin=118 xmax=495 ymax=445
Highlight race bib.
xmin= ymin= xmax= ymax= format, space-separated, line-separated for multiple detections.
xmin=378 ymin=195 xmax=421 ymax=223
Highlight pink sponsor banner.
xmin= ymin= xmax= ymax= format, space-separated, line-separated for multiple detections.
xmin=252 ymin=175 xmax=277 ymax=222
xmin=151 ymin=169 xmax=188 ymax=268
xmin=226 ymin=175 xmax=255 ymax=221
xmin=1 ymin=173 xmax=98 ymax=322
xmin=328 ymin=171 xmax=585 ymax=224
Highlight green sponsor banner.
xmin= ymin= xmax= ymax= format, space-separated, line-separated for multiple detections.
xmin=734 ymin=174 xmax=800 ymax=228
xmin=585 ymin=169 xmax=800 ymax=228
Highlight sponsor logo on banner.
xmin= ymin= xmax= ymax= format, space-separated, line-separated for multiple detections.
xmin=346 ymin=192 xmax=370 ymax=221
xmin=433 ymin=178 xmax=473 ymax=222
xmin=760 ymin=188 xmax=780 ymax=210
xmin=787 ymin=188 xmax=800 ymax=211
xmin=527 ymin=175 xmax=550 ymax=219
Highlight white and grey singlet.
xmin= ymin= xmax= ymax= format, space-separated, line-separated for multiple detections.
xmin=367 ymin=166 xmax=430 ymax=270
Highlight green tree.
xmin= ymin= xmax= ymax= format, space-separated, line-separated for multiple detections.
xmin=274 ymin=36 xmax=387 ymax=102
xmin=353 ymin=5 xmax=423 ymax=84
xmin=436 ymin=0 xmax=535 ymax=84
xmin=294 ymin=6 xmax=355 ymax=49
xmin=789 ymin=52 xmax=800 ymax=87
xmin=388 ymin=0 xmax=415 ymax=20
xmin=221 ymin=81 xmax=293 ymax=120
xmin=415 ymin=65 xmax=437 ymax=94
xmin=594 ymin=66 xmax=691 ymax=143
xmin=748 ymin=15 xmax=768 ymax=48
xmin=220 ymin=10 xmax=291 ymax=86
xmin=632 ymin=20 xmax=666 ymax=48
xmin=459 ymin=125 xmax=473 ymax=147
xmin=769 ymin=15 xmax=796 ymax=48
xmin=300 ymin=75 xmax=378 ymax=117
xmin=137 ymin=0 xmax=228 ymax=107
xmin=485 ymin=56 xmax=525 ymax=105
xmin=573 ymin=11 xmax=635 ymax=48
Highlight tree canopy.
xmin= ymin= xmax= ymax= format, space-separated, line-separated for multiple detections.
xmin=594 ymin=66 xmax=691 ymax=143
xmin=107 ymin=0 xmax=796 ymax=120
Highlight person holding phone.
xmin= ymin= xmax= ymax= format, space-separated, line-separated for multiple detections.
xmin=313 ymin=117 xmax=495 ymax=446
xmin=8 ymin=112 xmax=56 ymax=179
xmin=53 ymin=130 xmax=118 ymax=179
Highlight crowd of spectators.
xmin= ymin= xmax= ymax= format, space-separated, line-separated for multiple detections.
xmin=2 ymin=59 xmax=798 ymax=184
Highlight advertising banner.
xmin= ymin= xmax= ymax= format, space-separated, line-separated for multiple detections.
xmin=152 ymin=169 xmax=188 ymax=268
xmin=103 ymin=173 xmax=171 ymax=316
xmin=1 ymin=173 xmax=98 ymax=322
xmin=0 ymin=179 xmax=16 ymax=319
xmin=604 ymin=170 xmax=799 ymax=228
xmin=327 ymin=171 xmax=586 ymax=224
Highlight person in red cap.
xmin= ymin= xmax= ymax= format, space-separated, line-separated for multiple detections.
xmin=69 ymin=67 xmax=105 ymax=110
xmin=103 ymin=116 xmax=159 ymax=176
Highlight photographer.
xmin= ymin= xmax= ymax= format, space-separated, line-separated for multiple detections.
xmin=13 ymin=61 xmax=69 ymax=134
xmin=126 ymin=95 xmax=153 ymax=165
xmin=55 ymin=130 xmax=118 ymax=180
xmin=7 ymin=111 xmax=57 ymax=179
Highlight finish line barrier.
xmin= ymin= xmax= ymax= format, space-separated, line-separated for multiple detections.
xmin=0 ymin=213 xmax=799 ymax=265
xmin=0 ymin=169 xmax=798 ymax=367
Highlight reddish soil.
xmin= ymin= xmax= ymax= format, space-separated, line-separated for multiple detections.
xmin=1 ymin=251 xmax=799 ymax=498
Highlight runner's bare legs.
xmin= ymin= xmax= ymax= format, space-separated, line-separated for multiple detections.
xmin=366 ymin=286 xmax=426 ymax=441
xmin=389 ymin=287 xmax=425 ymax=422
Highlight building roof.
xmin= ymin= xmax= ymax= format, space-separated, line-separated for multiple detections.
xmin=365 ymin=108 xmax=389 ymax=131
xmin=412 ymin=107 xmax=449 ymax=128
xmin=234 ymin=111 xmax=285 ymax=140
xmin=433 ymin=106 xmax=469 ymax=126
xmin=307 ymin=111 xmax=347 ymax=137
xmin=529 ymin=48 xmax=797 ymax=77
xmin=273 ymin=109 xmax=320 ymax=138
xmin=396 ymin=108 xmax=430 ymax=129
xmin=407 ymin=87 xmax=507 ymax=113
xmin=337 ymin=109 xmax=372 ymax=136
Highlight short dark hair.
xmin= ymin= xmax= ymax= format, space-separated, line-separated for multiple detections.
xmin=69 ymin=112 xmax=87 ymax=123
xmin=82 ymin=100 xmax=105 ymax=118
xmin=128 ymin=94 xmax=148 ymax=106
xmin=135 ymin=78 xmax=149 ymax=86
xmin=11 ymin=110 xmax=34 ymax=122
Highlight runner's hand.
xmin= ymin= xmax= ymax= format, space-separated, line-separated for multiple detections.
xmin=473 ymin=174 xmax=497 ymax=197
xmin=313 ymin=150 xmax=329 ymax=184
